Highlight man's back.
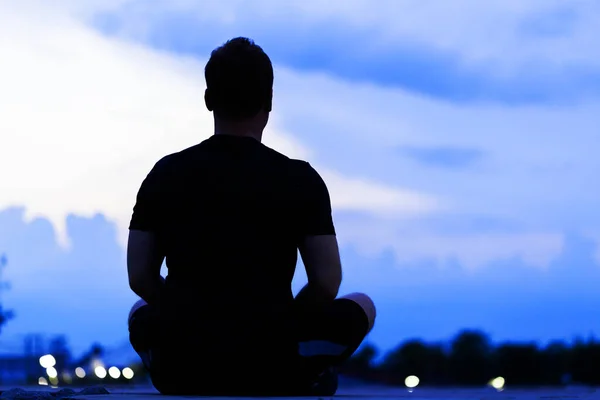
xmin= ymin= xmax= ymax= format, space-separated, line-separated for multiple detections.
xmin=126 ymin=38 xmax=373 ymax=396
xmin=130 ymin=135 xmax=334 ymax=333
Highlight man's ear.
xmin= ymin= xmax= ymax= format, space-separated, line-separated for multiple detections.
xmin=265 ymin=89 xmax=273 ymax=112
xmin=204 ymin=89 xmax=213 ymax=111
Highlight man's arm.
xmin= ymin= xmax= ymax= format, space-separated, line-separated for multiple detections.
xmin=127 ymin=159 xmax=167 ymax=305
xmin=127 ymin=230 xmax=165 ymax=305
xmin=296 ymin=235 xmax=342 ymax=305
xmin=295 ymin=163 xmax=342 ymax=307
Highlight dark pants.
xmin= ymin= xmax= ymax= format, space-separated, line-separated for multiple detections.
xmin=129 ymin=298 xmax=370 ymax=396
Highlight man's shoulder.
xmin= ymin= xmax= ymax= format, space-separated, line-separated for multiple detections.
xmin=258 ymin=144 xmax=314 ymax=172
xmin=151 ymin=144 xmax=203 ymax=170
xmin=287 ymin=158 xmax=321 ymax=179
xmin=259 ymin=142 xmax=293 ymax=162
xmin=149 ymin=142 xmax=321 ymax=181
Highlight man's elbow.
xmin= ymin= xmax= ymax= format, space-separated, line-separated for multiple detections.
xmin=315 ymin=276 xmax=342 ymax=300
xmin=128 ymin=274 xmax=150 ymax=296
xmin=323 ymin=285 xmax=340 ymax=301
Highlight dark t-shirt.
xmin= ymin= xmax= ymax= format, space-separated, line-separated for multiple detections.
xmin=129 ymin=135 xmax=335 ymax=342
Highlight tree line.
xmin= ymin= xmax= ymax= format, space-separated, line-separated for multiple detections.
xmin=340 ymin=329 xmax=600 ymax=387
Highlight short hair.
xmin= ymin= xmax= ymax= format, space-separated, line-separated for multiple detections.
xmin=204 ymin=37 xmax=274 ymax=120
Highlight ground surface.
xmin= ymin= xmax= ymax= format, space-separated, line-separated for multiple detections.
xmin=2 ymin=385 xmax=600 ymax=400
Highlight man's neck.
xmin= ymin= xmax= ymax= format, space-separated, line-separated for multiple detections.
xmin=213 ymin=118 xmax=263 ymax=142
xmin=213 ymin=129 xmax=262 ymax=141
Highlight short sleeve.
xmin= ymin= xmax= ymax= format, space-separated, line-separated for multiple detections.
xmin=129 ymin=160 xmax=165 ymax=232
xmin=297 ymin=162 xmax=336 ymax=237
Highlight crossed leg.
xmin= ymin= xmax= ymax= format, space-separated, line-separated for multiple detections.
xmin=127 ymin=292 xmax=376 ymax=395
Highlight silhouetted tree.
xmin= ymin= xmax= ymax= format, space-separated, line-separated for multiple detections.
xmin=493 ymin=342 xmax=541 ymax=385
xmin=341 ymin=343 xmax=379 ymax=379
xmin=76 ymin=343 xmax=105 ymax=368
xmin=448 ymin=330 xmax=491 ymax=386
xmin=540 ymin=341 xmax=570 ymax=385
xmin=50 ymin=335 xmax=72 ymax=370
xmin=348 ymin=343 xmax=378 ymax=370
xmin=379 ymin=340 xmax=449 ymax=385
xmin=426 ymin=344 xmax=449 ymax=384
xmin=381 ymin=340 xmax=430 ymax=382
xmin=0 ymin=253 xmax=14 ymax=334
xmin=337 ymin=331 xmax=600 ymax=387
xmin=570 ymin=337 xmax=600 ymax=385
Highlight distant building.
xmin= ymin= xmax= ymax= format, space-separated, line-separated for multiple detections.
xmin=0 ymin=354 xmax=42 ymax=384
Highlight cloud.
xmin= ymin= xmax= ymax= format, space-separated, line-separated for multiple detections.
xmin=399 ymin=146 xmax=484 ymax=169
xmin=0 ymin=207 xmax=135 ymax=358
xmin=1 ymin=207 xmax=597 ymax=359
xmin=270 ymin=66 xmax=600 ymax=242
xmin=0 ymin=1 xmax=438 ymax=249
xmin=335 ymin=233 xmax=600 ymax=349
xmin=83 ymin=0 xmax=600 ymax=102
xmin=335 ymin=213 xmax=564 ymax=270
xmin=2 ymin=0 xmax=598 ymax=271
xmin=518 ymin=4 xmax=581 ymax=38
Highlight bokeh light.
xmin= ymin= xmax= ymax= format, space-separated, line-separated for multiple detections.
xmin=405 ymin=375 xmax=420 ymax=388
xmin=122 ymin=367 xmax=134 ymax=380
xmin=46 ymin=367 xmax=58 ymax=379
xmin=75 ymin=367 xmax=86 ymax=378
xmin=108 ymin=366 xmax=121 ymax=379
xmin=39 ymin=354 xmax=56 ymax=369
xmin=491 ymin=376 xmax=505 ymax=390
xmin=94 ymin=366 xmax=107 ymax=379
xmin=38 ymin=377 xmax=48 ymax=386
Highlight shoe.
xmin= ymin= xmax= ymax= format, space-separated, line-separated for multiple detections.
xmin=309 ymin=367 xmax=338 ymax=396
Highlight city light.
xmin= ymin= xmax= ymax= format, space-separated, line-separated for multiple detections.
xmin=108 ymin=366 xmax=121 ymax=379
xmin=94 ymin=366 xmax=107 ymax=379
xmin=122 ymin=367 xmax=135 ymax=380
xmin=490 ymin=376 xmax=505 ymax=390
xmin=46 ymin=367 xmax=58 ymax=379
xmin=75 ymin=367 xmax=86 ymax=378
xmin=405 ymin=375 xmax=420 ymax=388
xmin=38 ymin=377 xmax=48 ymax=386
xmin=39 ymin=354 xmax=56 ymax=369
xmin=62 ymin=371 xmax=73 ymax=384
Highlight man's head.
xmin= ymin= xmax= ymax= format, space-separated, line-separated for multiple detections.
xmin=205 ymin=37 xmax=273 ymax=125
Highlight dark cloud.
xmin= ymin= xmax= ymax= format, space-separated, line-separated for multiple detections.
xmin=91 ymin=7 xmax=600 ymax=105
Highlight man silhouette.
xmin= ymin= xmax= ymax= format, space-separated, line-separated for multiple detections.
xmin=127 ymin=37 xmax=376 ymax=396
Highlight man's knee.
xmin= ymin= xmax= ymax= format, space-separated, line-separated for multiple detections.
xmin=129 ymin=299 xmax=148 ymax=324
xmin=339 ymin=293 xmax=376 ymax=332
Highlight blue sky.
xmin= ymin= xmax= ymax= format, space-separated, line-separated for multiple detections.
xmin=0 ymin=0 xmax=599 ymax=363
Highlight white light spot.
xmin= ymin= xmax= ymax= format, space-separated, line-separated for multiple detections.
xmin=491 ymin=376 xmax=505 ymax=390
xmin=122 ymin=367 xmax=134 ymax=380
xmin=94 ymin=366 xmax=107 ymax=379
xmin=75 ymin=367 xmax=86 ymax=378
xmin=405 ymin=375 xmax=420 ymax=388
xmin=108 ymin=366 xmax=121 ymax=379
xmin=38 ymin=377 xmax=48 ymax=386
xmin=46 ymin=367 xmax=58 ymax=379
xmin=39 ymin=354 xmax=56 ymax=369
